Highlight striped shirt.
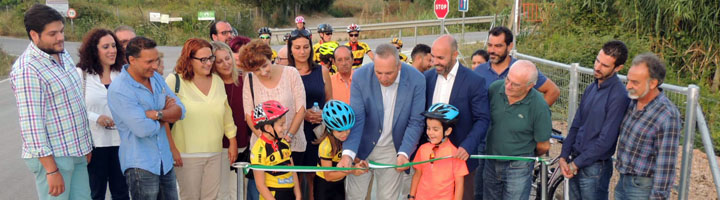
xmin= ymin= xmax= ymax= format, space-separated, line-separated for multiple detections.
xmin=10 ymin=43 xmax=93 ymax=159
xmin=615 ymin=92 xmax=682 ymax=199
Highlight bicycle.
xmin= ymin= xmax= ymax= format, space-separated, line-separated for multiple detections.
xmin=530 ymin=128 xmax=566 ymax=200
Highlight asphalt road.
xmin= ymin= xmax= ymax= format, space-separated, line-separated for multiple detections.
xmin=0 ymin=31 xmax=487 ymax=199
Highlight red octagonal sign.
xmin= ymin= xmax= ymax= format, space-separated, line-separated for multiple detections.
xmin=434 ymin=0 xmax=449 ymax=19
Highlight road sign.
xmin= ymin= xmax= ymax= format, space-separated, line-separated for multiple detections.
xmin=459 ymin=0 xmax=468 ymax=12
xmin=198 ymin=11 xmax=215 ymax=21
xmin=434 ymin=0 xmax=449 ymax=19
xmin=149 ymin=12 xmax=161 ymax=22
xmin=46 ymin=0 xmax=69 ymax=17
xmin=67 ymin=8 xmax=77 ymax=19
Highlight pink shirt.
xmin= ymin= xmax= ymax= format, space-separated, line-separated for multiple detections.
xmin=243 ymin=66 xmax=307 ymax=152
xmin=412 ymin=141 xmax=469 ymax=200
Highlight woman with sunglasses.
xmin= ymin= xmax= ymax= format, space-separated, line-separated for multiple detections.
xmin=287 ymin=28 xmax=334 ymax=200
xmin=76 ymin=28 xmax=129 ymax=200
xmin=345 ymin=24 xmax=375 ymax=69
xmin=166 ymin=38 xmax=238 ymax=200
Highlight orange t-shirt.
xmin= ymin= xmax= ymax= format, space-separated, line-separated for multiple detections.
xmin=330 ymin=72 xmax=352 ymax=103
xmin=412 ymin=141 xmax=469 ymax=200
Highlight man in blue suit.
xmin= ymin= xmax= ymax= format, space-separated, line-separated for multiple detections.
xmin=337 ymin=44 xmax=426 ymax=199
xmin=425 ymin=35 xmax=491 ymax=199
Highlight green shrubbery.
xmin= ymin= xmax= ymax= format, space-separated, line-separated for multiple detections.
xmin=0 ymin=47 xmax=15 ymax=77
xmin=519 ymin=0 xmax=720 ymax=153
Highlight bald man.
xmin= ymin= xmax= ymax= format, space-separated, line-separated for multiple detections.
xmin=423 ymin=35 xmax=490 ymax=199
xmin=276 ymin=46 xmax=289 ymax=66
xmin=482 ymin=60 xmax=551 ymax=200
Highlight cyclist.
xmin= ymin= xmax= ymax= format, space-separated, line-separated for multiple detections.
xmin=313 ymin=24 xmax=337 ymax=64
xmin=258 ymin=27 xmax=278 ymax=63
xmin=391 ymin=37 xmax=408 ymax=63
xmin=344 ymin=24 xmax=374 ymax=69
xmin=317 ymin=41 xmax=339 ymax=74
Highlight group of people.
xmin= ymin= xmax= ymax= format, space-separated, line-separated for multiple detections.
xmin=11 ymin=4 xmax=682 ymax=200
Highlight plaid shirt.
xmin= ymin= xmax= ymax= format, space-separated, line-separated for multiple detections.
xmin=615 ymin=92 xmax=682 ymax=200
xmin=10 ymin=43 xmax=92 ymax=159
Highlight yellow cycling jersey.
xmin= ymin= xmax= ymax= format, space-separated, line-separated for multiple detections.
xmin=250 ymin=137 xmax=294 ymax=189
xmin=271 ymin=49 xmax=278 ymax=64
xmin=316 ymin=136 xmax=342 ymax=181
xmin=345 ymin=41 xmax=371 ymax=69
xmin=399 ymin=52 xmax=408 ymax=63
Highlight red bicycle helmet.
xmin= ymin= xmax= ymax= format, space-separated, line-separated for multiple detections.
xmin=252 ymin=100 xmax=290 ymax=128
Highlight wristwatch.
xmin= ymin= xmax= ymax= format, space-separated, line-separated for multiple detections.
xmin=407 ymin=194 xmax=415 ymax=199
xmin=156 ymin=110 xmax=163 ymax=121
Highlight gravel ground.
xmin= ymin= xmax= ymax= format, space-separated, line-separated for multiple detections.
xmin=550 ymin=121 xmax=720 ymax=200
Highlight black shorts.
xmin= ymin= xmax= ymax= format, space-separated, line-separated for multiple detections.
xmin=270 ymin=188 xmax=295 ymax=200
xmin=313 ymin=176 xmax=345 ymax=200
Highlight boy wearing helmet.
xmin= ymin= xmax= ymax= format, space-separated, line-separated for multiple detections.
xmin=313 ymin=24 xmax=337 ymax=64
xmin=250 ymin=100 xmax=302 ymax=200
xmin=409 ymin=103 xmax=469 ymax=200
xmin=391 ymin=37 xmax=409 ymax=63
xmin=258 ymin=27 xmax=278 ymax=63
xmin=312 ymin=100 xmax=368 ymax=200
xmin=316 ymin=42 xmax=340 ymax=74
xmin=345 ymin=24 xmax=375 ymax=69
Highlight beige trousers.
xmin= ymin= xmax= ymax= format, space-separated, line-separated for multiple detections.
xmin=175 ymin=153 xmax=222 ymax=200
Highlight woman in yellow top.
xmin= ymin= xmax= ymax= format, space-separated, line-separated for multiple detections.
xmin=166 ymin=38 xmax=237 ymax=200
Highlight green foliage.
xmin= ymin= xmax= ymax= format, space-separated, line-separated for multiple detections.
xmin=0 ymin=0 xmax=256 ymax=46
xmin=0 ymin=46 xmax=14 ymax=77
xmin=519 ymin=0 xmax=720 ymax=154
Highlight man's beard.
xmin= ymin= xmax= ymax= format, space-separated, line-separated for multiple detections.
xmin=491 ymin=50 xmax=508 ymax=64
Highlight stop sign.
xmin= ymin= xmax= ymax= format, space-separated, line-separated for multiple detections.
xmin=434 ymin=0 xmax=449 ymax=19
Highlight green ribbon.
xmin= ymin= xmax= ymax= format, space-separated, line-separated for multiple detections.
xmin=233 ymin=154 xmax=547 ymax=174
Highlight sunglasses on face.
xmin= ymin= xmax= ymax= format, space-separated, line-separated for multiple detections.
xmin=323 ymin=33 xmax=333 ymax=36
xmin=192 ymin=55 xmax=216 ymax=64
xmin=349 ymin=33 xmax=359 ymax=37
xmin=290 ymin=29 xmax=311 ymax=38
xmin=260 ymin=35 xmax=271 ymax=39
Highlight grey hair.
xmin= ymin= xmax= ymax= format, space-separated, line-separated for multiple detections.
xmin=510 ymin=60 xmax=538 ymax=86
xmin=631 ymin=52 xmax=666 ymax=86
xmin=114 ymin=25 xmax=134 ymax=34
xmin=374 ymin=43 xmax=400 ymax=66
xmin=210 ymin=41 xmax=239 ymax=85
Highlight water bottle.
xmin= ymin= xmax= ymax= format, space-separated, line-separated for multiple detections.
xmin=311 ymin=102 xmax=320 ymax=113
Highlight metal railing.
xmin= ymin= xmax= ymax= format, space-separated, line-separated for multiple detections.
xmin=513 ymin=51 xmax=720 ymax=200
xmin=269 ymin=16 xmax=495 ymax=46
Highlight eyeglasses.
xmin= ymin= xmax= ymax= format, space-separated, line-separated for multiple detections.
xmin=290 ymin=29 xmax=311 ymax=38
xmin=220 ymin=31 xmax=235 ymax=36
xmin=192 ymin=55 xmax=216 ymax=64
xmin=260 ymin=35 xmax=271 ymax=39
xmin=349 ymin=33 xmax=359 ymax=37
xmin=504 ymin=76 xmax=529 ymax=88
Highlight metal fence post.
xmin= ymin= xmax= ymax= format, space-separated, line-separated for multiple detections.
xmin=567 ymin=63 xmax=580 ymax=126
xmin=399 ymin=29 xmax=402 ymax=42
xmin=696 ymin=104 xmax=720 ymax=198
xmin=236 ymin=162 xmax=249 ymax=200
xmin=678 ymin=85 xmax=699 ymax=200
xmin=414 ymin=26 xmax=418 ymax=47
xmin=541 ymin=161 xmax=548 ymax=200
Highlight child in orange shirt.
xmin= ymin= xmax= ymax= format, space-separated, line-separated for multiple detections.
xmin=409 ymin=103 xmax=468 ymax=200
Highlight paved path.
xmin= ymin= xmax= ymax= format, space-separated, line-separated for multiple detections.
xmin=0 ymin=31 xmax=487 ymax=199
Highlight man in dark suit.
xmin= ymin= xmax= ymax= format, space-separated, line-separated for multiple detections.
xmin=425 ymin=35 xmax=491 ymax=199
xmin=337 ymin=44 xmax=426 ymax=199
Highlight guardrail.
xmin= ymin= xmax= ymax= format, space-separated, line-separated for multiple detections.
xmin=269 ymin=16 xmax=495 ymax=46
xmin=514 ymin=51 xmax=720 ymax=200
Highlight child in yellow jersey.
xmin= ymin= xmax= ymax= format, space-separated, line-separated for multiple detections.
xmin=312 ymin=100 xmax=368 ymax=200
xmin=250 ymin=100 xmax=301 ymax=200
xmin=409 ymin=103 xmax=468 ymax=200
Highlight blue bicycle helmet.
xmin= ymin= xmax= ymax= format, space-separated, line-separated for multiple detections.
xmin=422 ymin=103 xmax=459 ymax=124
xmin=322 ymin=100 xmax=356 ymax=131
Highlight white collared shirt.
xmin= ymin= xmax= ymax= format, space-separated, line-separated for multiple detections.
xmin=432 ymin=60 xmax=459 ymax=104
xmin=77 ymin=68 xmax=121 ymax=147
xmin=377 ymin=69 xmax=401 ymax=148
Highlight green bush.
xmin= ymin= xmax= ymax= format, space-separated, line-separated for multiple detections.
xmin=0 ymin=47 xmax=15 ymax=78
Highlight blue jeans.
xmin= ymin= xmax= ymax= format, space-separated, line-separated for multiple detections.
xmin=247 ymin=178 xmax=260 ymax=200
xmin=473 ymin=149 xmax=486 ymax=200
xmin=24 ymin=156 xmax=91 ymax=200
xmin=614 ymin=174 xmax=652 ymax=200
xmin=124 ymin=167 xmax=178 ymax=200
xmin=568 ymin=159 xmax=613 ymax=200
xmin=482 ymin=158 xmax=534 ymax=200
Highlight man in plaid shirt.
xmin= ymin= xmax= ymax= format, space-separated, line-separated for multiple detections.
xmin=10 ymin=4 xmax=93 ymax=199
xmin=614 ymin=53 xmax=682 ymax=200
